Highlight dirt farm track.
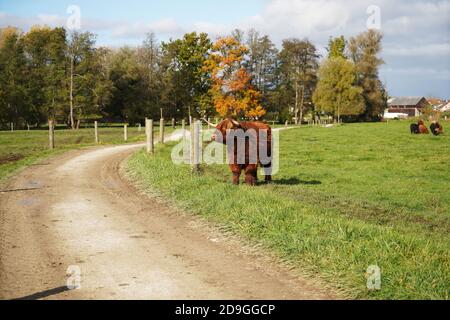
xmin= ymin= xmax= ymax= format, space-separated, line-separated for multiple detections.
xmin=0 ymin=143 xmax=331 ymax=300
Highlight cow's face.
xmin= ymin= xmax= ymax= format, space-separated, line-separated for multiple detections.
xmin=212 ymin=118 xmax=241 ymax=144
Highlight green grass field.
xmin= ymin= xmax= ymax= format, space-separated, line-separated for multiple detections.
xmin=126 ymin=121 xmax=450 ymax=300
xmin=0 ymin=125 xmax=172 ymax=183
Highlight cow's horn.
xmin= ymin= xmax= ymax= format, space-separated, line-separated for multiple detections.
xmin=202 ymin=118 xmax=217 ymax=127
xmin=231 ymin=119 xmax=240 ymax=127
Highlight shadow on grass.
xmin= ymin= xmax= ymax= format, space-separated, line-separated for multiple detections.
xmin=271 ymin=178 xmax=322 ymax=186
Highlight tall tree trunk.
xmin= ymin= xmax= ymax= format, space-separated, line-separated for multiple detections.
xmin=294 ymin=80 xmax=299 ymax=124
xmin=51 ymin=97 xmax=55 ymax=123
xmin=299 ymin=85 xmax=305 ymax=126
xmin=337 ymin=96 xmax=341 ymax=125
xmin=69 ymin=54 xmax=75 ymax=130
xmin=338 ymin=106 xmax=340 ymax=124
xmin=188 ymin=105 xmax=192 ymax=124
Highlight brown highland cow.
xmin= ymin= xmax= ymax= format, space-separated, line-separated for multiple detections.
xmin=212 ymin=118 xmax=272 ymax=186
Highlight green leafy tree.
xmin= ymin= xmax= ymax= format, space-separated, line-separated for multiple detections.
xmin=313 ymin=58 xmax=365 ymax=123
xmin=327 ymin=35 xmax=346 ymax=59
xmin=279 ymin=39 xmax=319 ymax=124
xmin=161 ymin=32 xmax=212 ymax=120
xmin=348 ymin=30 xmax=387 ymax=120
xmin=0 ymin=27 xmax=32 ymax=128
xmin=245 ymin=29 xmax=279 ymax=112
xmin=107 ymin=47 xmax=148 ymax=123
xmin=91 ymin=47 xmax=114 ymax=119
xmin=68 ymin=31 xmax=112 ymax=128
xmin=22 ymin=26 xmax=67 ymax=124
xmin=136 ymin=33 xmax=163 ymax=122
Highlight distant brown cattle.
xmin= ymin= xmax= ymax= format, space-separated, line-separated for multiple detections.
xmin=212 ymin=118 xmax=272 ymax=186
xmin=410 ymin=123 xmax=420 ymax=134
xmin=430 ymin=122 xmax=444 ymax=136
xmin=418 ymin=121 xmax=429 ymax=134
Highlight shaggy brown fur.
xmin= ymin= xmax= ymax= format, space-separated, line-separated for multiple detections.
xmin=418 ymin=121 xmax=429 ymax=134
xmin=213 ymin=119 xmax=272 ymax=186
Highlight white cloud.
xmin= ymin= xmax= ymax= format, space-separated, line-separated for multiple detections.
xmin=385 ymin=43 xmax=450 ymax=57
xmin=111 ymin=18 xmax=183 ymax=38
xmin=182 ymin=0 xmax=357 ymax=44
xmin=191 ymin=21 xmax=229 ymax=39
xmin=383 ymin=1 xmax=450 ymax=36
xmin=382 ymin=67 xmax=450 ymax=80
xmin=174 ymin=0 xmax=448 ymax=51
xmin=240 ymin=0 xmax=352 ymax=41
xmin=36 ymin=14 xmax=64 ymax=26
xmin=0 ymin=11 xmax=183 ymax=39
xmin=0 ymin=11 xmax=115 ymax=32
xmin=3 ymin=1 xmax=448 ymax=45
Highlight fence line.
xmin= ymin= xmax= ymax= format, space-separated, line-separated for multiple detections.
xmin=146 ymin=119 xmax=154 ymax=154
xmin=190 ymin=119 xmax=201 ymax=173
xmin=94 ymin=121 xmax=99 ymax=144
xmin=48 ymin=120 xmax=55 ymax=150
xmin=160 ymin=118 xmax=165 ymax=145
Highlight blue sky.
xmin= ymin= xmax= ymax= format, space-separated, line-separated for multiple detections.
xmin=0 ymin=0 xmax=266 ymax=26
xmin=1 ymin=0 xmax=449 ymax=98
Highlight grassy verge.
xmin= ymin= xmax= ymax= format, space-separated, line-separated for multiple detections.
xmin=0 ymin=126 xmax=173 ymax=183
xmin=126 ymin=121 xmax=449 ymax=300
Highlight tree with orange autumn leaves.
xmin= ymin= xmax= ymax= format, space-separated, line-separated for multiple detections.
xmin=204 ymin=37 xmax=266 ymax=119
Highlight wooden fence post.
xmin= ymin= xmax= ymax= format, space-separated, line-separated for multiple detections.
xmin=182 ymin=119 xmax=186 ymax=140
xmin=191 ymin=120 xmax=200 ymax=173
xmin=124 ymin=124 xmax=128 ymax=141
xmin=194 ymin=120 xmax=202 ymax=172
xmin=138 ymin=123 xmax=142 ymax=132
xmin=160 ymin=118 xmax=165 ymax=144
xmin=189 ymin=121 xmax=195 ymax=171
xmin=27 ymin=123 xmax=30 ymax=131
xmin=145 ymin=118 xmax=149 ymax=135
xmin=48 ymin=120 xmax=55 ymax=150
xmin=146 ymin=119 xmax=154 ymax=154
xmin=94 ymin=121 xmax=99 ymax=144
xmin=10 ymin=122 xmax=13 ymax=132
xmin=172 ymin=118 xmax=176 ymax=129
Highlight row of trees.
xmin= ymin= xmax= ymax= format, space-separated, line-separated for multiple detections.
xmin=0 ymin=25 xmax=387 ymax=129
xmin=0 ymin=26 xmax=112 ymax=129
xmin=314 ymin=33 xmax=387 ymax=123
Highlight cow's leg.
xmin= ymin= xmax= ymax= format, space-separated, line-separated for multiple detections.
xmin=232 ymin=172 xmax=241 ymax=185
xmin=230 ymin=165 xmax=241 ymax=185
xmin=261 ymin=163 xmax=272 ymax=183
xmin=244 ymin=165 xmax=258 ymax=186
xmin=262 ymin=137 xmax=273 ymax=184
